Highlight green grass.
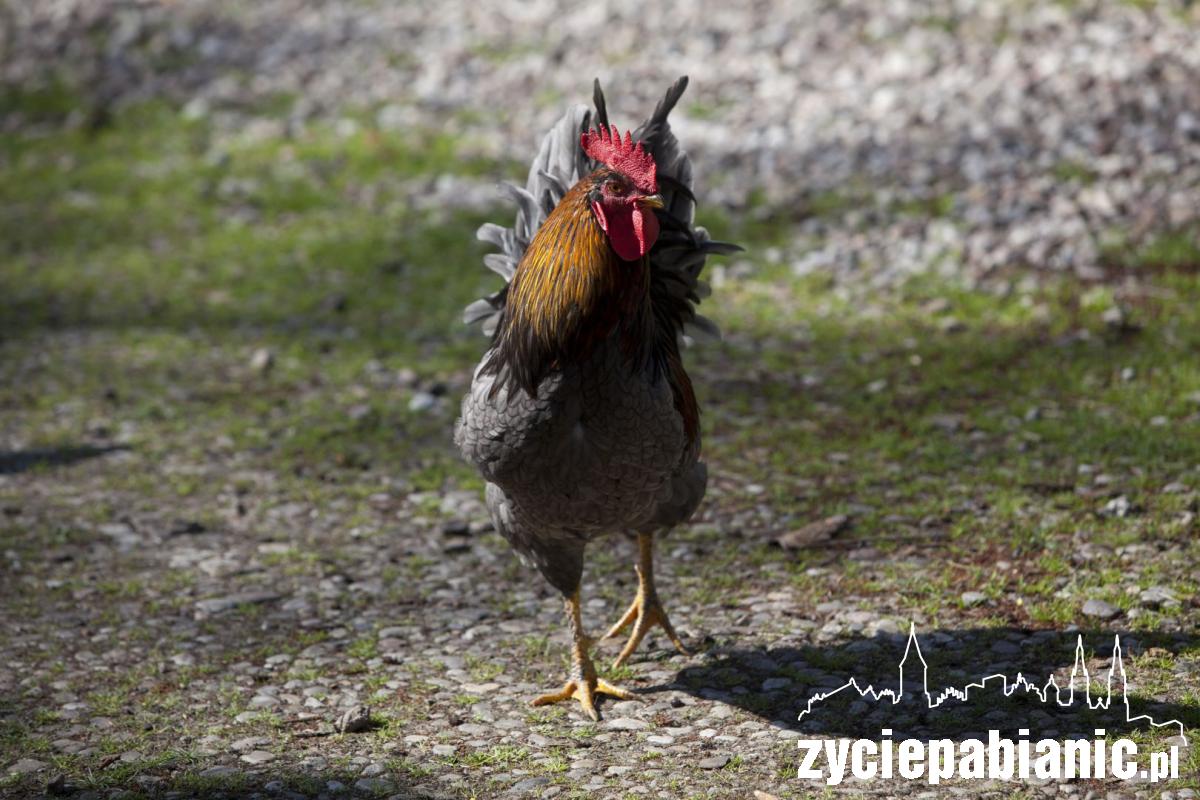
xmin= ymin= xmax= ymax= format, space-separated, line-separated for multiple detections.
xmin=1 ymin=90 xmax=1198 ymax=796
xmin=1100 ymin=228 xmax=1200 ymax=274
xmin=0 ymin=95 xmax=509 ymax=496
xmin=453 ymin=745 xmax=531 ymax=768
xmin=1050 ymin=160 xmax=1097 ymax=184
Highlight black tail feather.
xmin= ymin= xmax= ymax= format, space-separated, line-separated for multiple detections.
xmin=638 ymin=76 xmax=689 ymax=151
xmin=651 ymin=76 xmax=689 ymax=125
xmin=592 ymin=78 xmax=610 ymax=130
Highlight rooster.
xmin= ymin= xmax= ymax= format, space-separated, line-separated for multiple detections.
xmin=455 ymin=77 xmax=739 ymax=720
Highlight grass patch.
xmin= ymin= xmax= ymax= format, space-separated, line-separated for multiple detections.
xmin=2 ymin=85 xmax=1198 ymax=799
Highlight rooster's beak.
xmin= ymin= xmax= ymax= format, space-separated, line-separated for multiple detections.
xmin=637 ymin=194 xmax=665 ymax=210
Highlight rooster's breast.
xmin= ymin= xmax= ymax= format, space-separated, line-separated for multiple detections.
xmin=455 ymin=344 xmax=690 ymax=535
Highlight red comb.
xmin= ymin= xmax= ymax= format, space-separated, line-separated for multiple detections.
xmin=581 ymin=124 xmax=657 ymax=194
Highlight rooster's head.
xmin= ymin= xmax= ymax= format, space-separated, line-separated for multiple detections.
xmin=581 ymin=125 xmax=663 ymax=262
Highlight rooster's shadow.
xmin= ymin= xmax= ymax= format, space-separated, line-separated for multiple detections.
xmin=0 ymin=444 xmax=129 ymax=475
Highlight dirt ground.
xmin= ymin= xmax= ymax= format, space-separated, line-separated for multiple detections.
xmin=2 ymin=1 xmax=1199 ymax=798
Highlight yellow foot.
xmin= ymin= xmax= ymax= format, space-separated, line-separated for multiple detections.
xmin=535 ymin=588 xmax=638 ymax=721
xmin=603 ymin=589 xmax=690 ymax=669
xmin=532 ymin=676 xmax=635 ymax=721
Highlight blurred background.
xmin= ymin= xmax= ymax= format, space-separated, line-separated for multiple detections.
xmin=1 ymin=1 xmax=1198 ymax=798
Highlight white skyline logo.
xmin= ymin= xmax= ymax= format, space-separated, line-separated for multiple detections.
xmin=797 ymin=623 xmax=1187 ymax=741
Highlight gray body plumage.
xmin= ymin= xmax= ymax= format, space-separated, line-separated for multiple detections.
xmin=459 ymin=342 xmax=703 ymax=594
xmin=455 ymin=78 xmax=736 ymax=595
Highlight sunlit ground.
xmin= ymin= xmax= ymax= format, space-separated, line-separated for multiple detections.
xmin=1 ymin=87 xmax=1198 ymax=798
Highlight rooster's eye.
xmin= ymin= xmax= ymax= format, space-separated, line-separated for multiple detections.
xmin=606 ymin=181 xmax=626 ymax=195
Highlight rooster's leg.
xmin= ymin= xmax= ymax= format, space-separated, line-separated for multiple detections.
xmin=532 ymin=588 xmax=634 ymax=721
xmin=603 ymin=532 xmax=689 ymax=668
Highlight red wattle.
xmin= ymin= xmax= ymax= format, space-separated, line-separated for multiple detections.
xmin=632 ymin=205 xmax=659 ymax=258
xmin=591 ymin=200 xmax=660 ymax=262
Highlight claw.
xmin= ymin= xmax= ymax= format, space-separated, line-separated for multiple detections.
xmin=605 ymin=586 xmax=690 ymax=669
xmin=604 ymin=532 xmax=691 ymax=671
xmin=532 ymin=589 xmax=637 ymax=720
xmin=603 ymin=532 xmax=690 ymax=669
xmin=533 ymin=676 xmax=635 ymax=721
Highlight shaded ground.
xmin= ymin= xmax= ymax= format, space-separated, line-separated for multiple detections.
xmin=3 ymin=14 xmax=1200 ymax=800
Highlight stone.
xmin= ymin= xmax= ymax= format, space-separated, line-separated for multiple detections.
xmin=1082 ymin=599 xmax=1120 ymax=620
xmin=1139 ymin=586 xmax=1179 ymax=609
xmin=604 ymin=717 xmax=648 ymax=731
xmin=7 ymin=758 xmax=47 ymax=775
xmin=408 ymin=391 xmax=439 ymax=412
xmin=928 ymin=413 xmax=967 ymax=432
xmin=355 ymin=778 xmax=393 ymax=793
xmin=938 ymin=317 xmax=967 ymax=334
xmin=961 ymin=591 xmax=988 ymax=607
xmin=194 ymin=591 xmax=281 ymax=617
xmin=249 ymin=348 xmax=275 ymax=374
xmin=336 ymin=705 xmax=373 ymax=733
xmin=1100 ymin=496 xmax=1133 ymax=518
xmin=698 ymin=755 xmax=730 ymax=770
xmin=774 ymin=515 xmax=849 ymax=550
xmin=510 ymin=777 xmax=550 ymax=792
xmin=240 ymin=750 xmax=276 ymax=765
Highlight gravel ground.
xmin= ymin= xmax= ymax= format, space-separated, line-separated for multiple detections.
xmin=3 ymin=2 xmax=1200 ymax=799
xmin=4 ymin=459 xmax=1197 ymax=799
xmin=3 ymin=0 xmax=1199 ymax=286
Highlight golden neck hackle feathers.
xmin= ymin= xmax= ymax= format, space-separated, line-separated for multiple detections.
xmin=506 ymin=179 xmax=639 ymax=344
xmin=485 ymin=174 xmax=652 ymax=399
xmin=484 ymin=171 xmax=701 ymax=443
